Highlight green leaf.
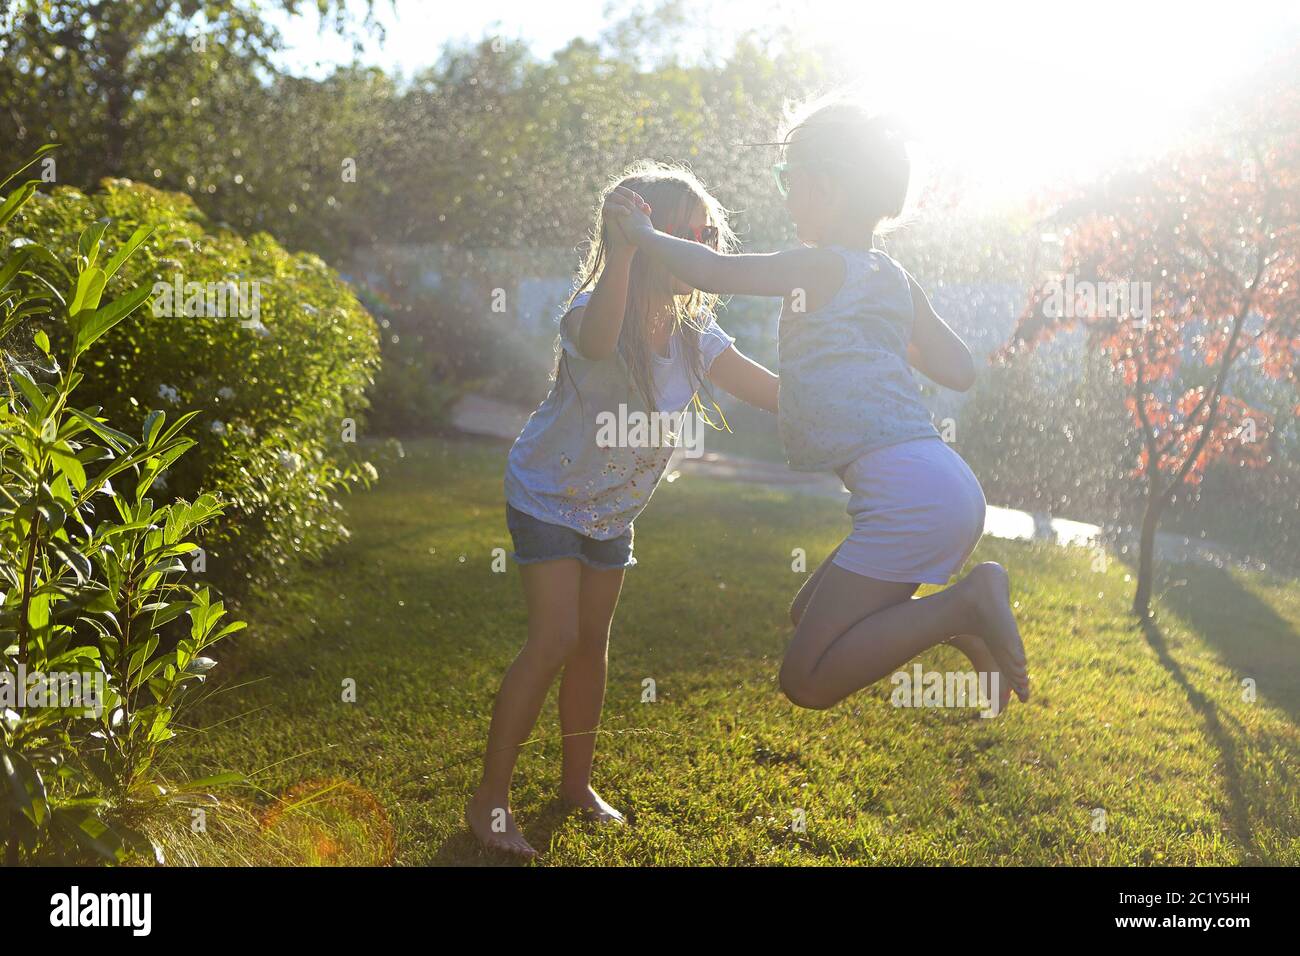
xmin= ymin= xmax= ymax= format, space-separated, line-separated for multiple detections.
xmin=0 ymin=180 xmax=39 ymax=229
xmin=49 ymin=540 xmax=92 ymax=583
xmin=8 ymin=363 xmax=47 ymax=413
xmin=83 ymin=590 xmax=118 ymax=614
xmin=140 ymin=600 xmax=193 ymax=628
xmin=147 ymin=708 xmax=175 ymax=744
xmin=67 ymin=407 xmax=135 ymax=452
xmin=72 ymin=281 xmax=151 ymax=358
xmin=0 ymin=743 xmax=48 ymax=827
xmin=178 ymin=772 xmax=244 ymax=790
xmin=50 ymin=447 xmax=87 ymax=492
xmin=0 ymin=246 xmax=39 ymax=293
xmin=27 ymin=591 xmax=51 ymax=631
xmin=0 ymin=143 xmax=59 ymax=192
xmin=68 ymin=265 xmax=106 ymax=320
xmin=103 ymin=224 xmax=154 ymax=279
xmin=51 ymin=807 xmax=126 ymax=863
xmin=143 ymin=409 xmax=166 ymax=448
xmin=0 ymin=242 xmax=73 ymax=290
xmin=78 ymin=219 xmax=110 ymax=269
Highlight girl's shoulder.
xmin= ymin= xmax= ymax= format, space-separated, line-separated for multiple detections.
xmin=825 ymin=244 xmax=904 ymax=273
xmin=832 ymin=246 xmax=910 ymax=297
xmin=558 ymin=291 xmax=594 ymax=359
xmin=682 ymin=309 xmax=734 ymax=368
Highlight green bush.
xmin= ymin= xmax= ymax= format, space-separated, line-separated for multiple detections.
xmin=8 ymin=178 xmax=382 ymax=590
xmin=2 ymin=146 xmax=244 ymax=863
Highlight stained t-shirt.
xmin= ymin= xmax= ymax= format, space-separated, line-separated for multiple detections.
xmin=504 ymin=292 xmax=734 ymax=539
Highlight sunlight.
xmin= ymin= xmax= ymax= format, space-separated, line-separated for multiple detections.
xmin=798 ymin=0 xmax=1300 ymax=198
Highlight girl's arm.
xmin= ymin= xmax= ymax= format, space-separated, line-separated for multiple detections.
xmin=707 ymin=346 xmax=779 ymax=414
xmin=566 ymin=195 xmax=639 ymax=360
xmin=905 ymin=273 xmax=976 ymax=392
xmin=608 ymin=187 xmax=839 ymax=300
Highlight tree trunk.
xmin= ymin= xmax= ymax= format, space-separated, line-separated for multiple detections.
xmin=1132 ymin=492 xmax=1166 ymax=617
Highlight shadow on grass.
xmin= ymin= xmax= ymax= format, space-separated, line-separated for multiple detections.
xmin=1136 ymin=614 xmax=1260 ymax=860
xmin=1154 ymin=563 xmax=1300 ymax=725
xmin=1118 ymin=555 xmax=1300 ymax=861
xmin=426 ymin=798 xmax=578 ymax=867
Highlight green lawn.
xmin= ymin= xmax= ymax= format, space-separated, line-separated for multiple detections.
xmin=169 ymin=435 xmax=1300 ymax=865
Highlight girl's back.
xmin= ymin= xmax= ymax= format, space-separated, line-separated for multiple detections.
xmin=778 ymin=247 xmax=938 ymax=472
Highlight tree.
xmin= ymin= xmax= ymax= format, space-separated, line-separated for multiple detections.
xmin=0 ymin=0 xmax=372 ymax=185
xmin=1004 ymin=53 xmax=1299 ymax=616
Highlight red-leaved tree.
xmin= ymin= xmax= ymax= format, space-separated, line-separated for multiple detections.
xmin=1003 ymin=52 xmax=1299 ymax=615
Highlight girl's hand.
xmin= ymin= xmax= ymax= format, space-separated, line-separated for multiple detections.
xmin=602 ymin=191 xmax=635 ymax=253
xmin=604 ymin=186 xmax=655 ymax=245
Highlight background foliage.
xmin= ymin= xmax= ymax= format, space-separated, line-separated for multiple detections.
xmin=7 ymin=180 xmax=382 ymax=591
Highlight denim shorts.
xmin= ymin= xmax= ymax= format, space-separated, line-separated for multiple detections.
xmin=505 ymin=503 xmax=636 ymax=571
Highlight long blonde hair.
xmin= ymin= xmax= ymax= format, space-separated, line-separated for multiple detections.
xmin=562 ymin=160 xmax=738 ymax=418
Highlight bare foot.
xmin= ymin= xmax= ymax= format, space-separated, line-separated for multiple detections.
xmin=947 ymin=633 xmax=1013 ymax=716
xmin=963 ymin=562 xmax=1030 ymax=702
xmin=466 ymin=792 xmax=538 ymax=858
xmin=561 ymin=786 xmax=625 ymax=825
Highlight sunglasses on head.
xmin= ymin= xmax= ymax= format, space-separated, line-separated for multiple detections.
xmin=673 ymin=224 xmax=719 ymax=248
xmin=772 ymin=161 xmax=794 ymax=198
xmin=772 ymin=158 xmax=857 ymax=198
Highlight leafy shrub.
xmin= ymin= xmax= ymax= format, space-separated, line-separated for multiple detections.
xmin=8 ymin=177 xmax=382 ymax=590
xmin=2 ymin=146 xmax=243 ymax=863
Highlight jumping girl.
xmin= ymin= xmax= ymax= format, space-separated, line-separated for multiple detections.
xmin=608 ymin=101 xmax=1030 ymax=718
xmin=468 ymin=161 xmax=780 ymax=857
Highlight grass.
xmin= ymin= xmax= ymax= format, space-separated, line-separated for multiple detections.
xmin=170 ymin=434 xmax=1300 ymax=865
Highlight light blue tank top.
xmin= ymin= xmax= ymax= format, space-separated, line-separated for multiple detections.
xmin=778 ymin=247 xmax=938 ymax=471
xmin=504 ymin=292 xmax=735 ymax=539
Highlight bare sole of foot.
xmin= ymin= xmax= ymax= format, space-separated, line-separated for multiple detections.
xmin=947 ymin=633 xmax=1013 ymax=717
xmin=466 ymin=793 xmax=539 ymax=858
xmin=561 ymin=787 xmax=625 ymax=825
xmin=966 ymin=563 xmax=1030 ymax=702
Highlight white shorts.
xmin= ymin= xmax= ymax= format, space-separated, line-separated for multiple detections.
xmin=831 ymin=437 xmax=986 ymax=585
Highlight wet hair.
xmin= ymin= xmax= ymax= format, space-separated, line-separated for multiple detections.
xmin=780 ymin=97 xmax=912 ymax=235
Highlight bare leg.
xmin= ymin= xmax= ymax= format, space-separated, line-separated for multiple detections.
xmin=559 ymin=562 xmax=626 ymax=823
xmin=468 ymin=559 xmax=582 ymax=857
xmin=790 ymin=546 xmax=841 ymax=626
xmin=798 ymin=551 xmax=1013 ymax=714
xmin=780 ymin=561 xmax=1028 ymax=710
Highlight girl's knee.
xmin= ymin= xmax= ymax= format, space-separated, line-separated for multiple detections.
xmin=778 ymin=659 xmax=836 ymax=710
xmin=789 ymin=598 xmax=805 ymax=628
xmin=525 ymin=627 xmax=581 ymax=669
xmin=573 ymin=625 xmax=611 ymax=657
